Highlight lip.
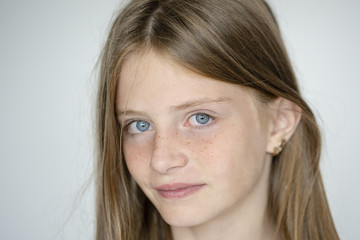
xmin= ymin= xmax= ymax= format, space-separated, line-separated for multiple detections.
xmin=155 ymin=183 xmax=205 ymax=199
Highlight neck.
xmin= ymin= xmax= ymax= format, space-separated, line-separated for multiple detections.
xmin=171 ymin=206 xmax=278 ymax=240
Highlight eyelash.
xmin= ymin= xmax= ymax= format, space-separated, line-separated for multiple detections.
xmin=185 ymin=113 xmax=215 ymax=129
xmin=123 ymin=112 xmax=216 ymax=135
xmin=124 ymin=120 xmax=153 ymax=135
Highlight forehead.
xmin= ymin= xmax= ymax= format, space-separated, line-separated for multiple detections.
xmin=116 ymin=50 xmax=257 ymax=113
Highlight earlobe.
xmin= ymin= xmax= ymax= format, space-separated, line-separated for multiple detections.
xmin=266 ymin=97 xmax=302 ymax=155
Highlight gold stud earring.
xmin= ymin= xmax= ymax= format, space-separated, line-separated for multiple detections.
xmin=272 ymin=140 xmax=286 ymax=156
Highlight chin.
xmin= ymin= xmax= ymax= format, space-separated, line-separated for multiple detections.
xmin=158 ymin=207 xmax=208 ymax=228
xmin=163 ymin=216 xmax=203 ymax=228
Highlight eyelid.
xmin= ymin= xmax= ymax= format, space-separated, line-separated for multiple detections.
xmin=121 ymin=116 xmax=150 ymax=126
xmin=124 ymin=119 xmax=154 ymax=135
xmin=185 ymin=112 xmax=216 ymax=128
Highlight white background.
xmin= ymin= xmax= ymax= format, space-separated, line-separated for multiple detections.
xmin=0 ymin=0 xmax=359 ymax=239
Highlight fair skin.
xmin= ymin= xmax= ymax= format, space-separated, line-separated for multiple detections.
xmin=116 ymin=50 xmax=301 ymax=240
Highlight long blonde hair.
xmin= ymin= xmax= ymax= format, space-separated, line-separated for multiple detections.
xmin=95 ymin=0 xmax=339 ymax=239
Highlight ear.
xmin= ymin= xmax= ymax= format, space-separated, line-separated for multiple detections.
xmin=266 ymin=97 xmax=302 ymax=155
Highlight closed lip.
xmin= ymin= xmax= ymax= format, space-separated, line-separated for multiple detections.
xmin=155 ymin=183 xmax=205 ymax=199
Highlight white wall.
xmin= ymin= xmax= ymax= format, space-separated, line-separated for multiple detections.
xmin=267 ymin=1 xmax=360 ymax=239
xmin=0 ymin=0 xmax=358 ymax=239
xmin=0 ymin=0 xmax=121 ymax=239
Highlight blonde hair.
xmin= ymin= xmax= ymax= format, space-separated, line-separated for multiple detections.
xmin=95 ymin=0 xmax=339 ymax=239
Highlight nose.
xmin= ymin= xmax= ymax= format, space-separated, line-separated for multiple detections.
xmin=150 ymin=131 xmax=188 ymax=174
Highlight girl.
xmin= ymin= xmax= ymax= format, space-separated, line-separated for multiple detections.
xmin=95 ymin=0 xmax=339 ymax=239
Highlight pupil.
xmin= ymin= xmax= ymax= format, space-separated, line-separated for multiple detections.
xmin=196 ymin=114 xmax=210 ymax=124
xmin=136 ymin=121 xmax=150 ymax=132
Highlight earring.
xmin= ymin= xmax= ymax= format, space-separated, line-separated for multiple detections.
xmin=272 ymin=140 xmax=286 ymax=156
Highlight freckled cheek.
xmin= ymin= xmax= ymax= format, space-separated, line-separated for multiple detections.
xmin=182 ymin=134 xmax=219 ymax=165
xmin=122 ymin=140 xmax=153 ymax=176
xmin=191 ymin=129 xmax=253 ymax=172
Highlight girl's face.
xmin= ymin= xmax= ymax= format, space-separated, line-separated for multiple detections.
xmin=116 ymin=50 xmax=274 ymax=228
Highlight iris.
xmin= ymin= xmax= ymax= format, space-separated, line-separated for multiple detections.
xmin=136 ymin=120 xmax=151 ymax=132
xmin=195 ymin=114 xmax=210 ymax=124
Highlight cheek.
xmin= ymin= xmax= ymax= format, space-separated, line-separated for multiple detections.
xmin=188 ymin=137 xmax=215 ymax=158
xmin=123 ymin=140 xmax=152 ymax=179
xmin=200 ymin=120 xmax=268 ymax=186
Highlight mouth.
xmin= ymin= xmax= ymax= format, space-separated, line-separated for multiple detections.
xmin=155 ymin=183 xmax=205 ymax=199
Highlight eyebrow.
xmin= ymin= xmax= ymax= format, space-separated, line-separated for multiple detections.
xmin=169 ymin=97 xmax=231 ymax=111
xmin=117 ymin=97 xmax=231 ymax=117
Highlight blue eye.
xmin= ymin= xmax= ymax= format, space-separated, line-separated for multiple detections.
xmin=127 ymin=120 xmax=153 ymax=134
xmin=188 ymin=113 xmax=212 ymax=126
